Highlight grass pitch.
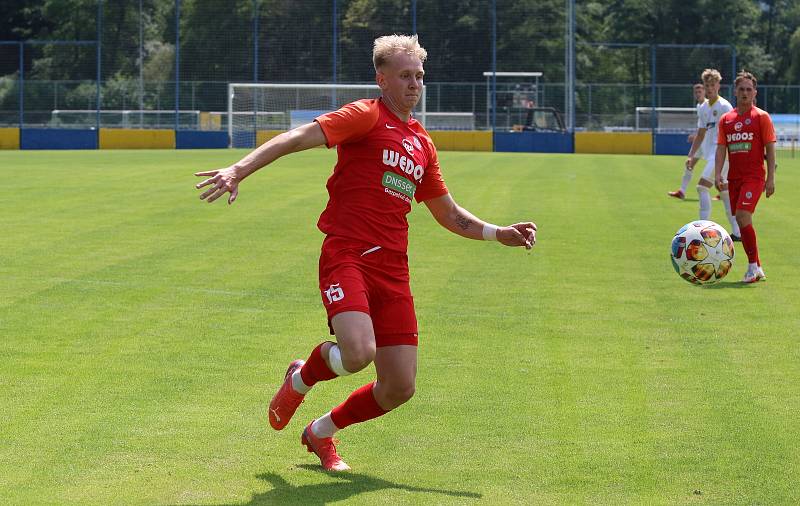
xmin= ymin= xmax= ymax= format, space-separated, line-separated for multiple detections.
xmin=1 ymin=148 xmax=799 ymax=505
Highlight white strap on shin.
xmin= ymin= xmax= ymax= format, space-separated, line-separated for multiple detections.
xmin=328 ymin=345 xmax=352 ymax=377
xmin=697 ymin=184 xmax=711 ymax=220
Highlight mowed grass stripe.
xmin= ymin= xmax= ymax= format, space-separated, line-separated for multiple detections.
xmin=1 ymin=149 xmax=799 ymax=504
xmin=624 ymin=156 xmax=800 ymax=503
xmin=1 ymin=150 xmax=332 ymax=502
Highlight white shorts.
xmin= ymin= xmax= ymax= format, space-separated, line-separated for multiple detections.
xmin=700 ymin=155 xmax=729 ymax=182
xmin=693 ymin=146 xmax=704 ymax=160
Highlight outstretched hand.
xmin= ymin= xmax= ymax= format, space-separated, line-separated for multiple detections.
xmin=498 ymin=222 xmax=537 ymax=250
xmin=195 ymin=167 xmax=241 ymax=204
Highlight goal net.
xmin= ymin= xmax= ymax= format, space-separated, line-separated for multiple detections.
xmin=424 ymin=112 xmax=475 ymax=131
xmin=228 ymin=83 xmax=428 ymax=148
xmin=50 ymin=109 xmax=202 ymax=129
xmin=635 ymin=107 xmax=698 ymax=133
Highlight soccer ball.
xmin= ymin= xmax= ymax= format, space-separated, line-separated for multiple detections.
xmin=670 ymin=220 xmax=735 ymax=285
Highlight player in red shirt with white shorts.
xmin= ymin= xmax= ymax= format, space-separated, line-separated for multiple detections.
xmin=715 ymin=70 xmax=777 ymax=283
xmin=195 ymin=35 xmax=537 ymax=471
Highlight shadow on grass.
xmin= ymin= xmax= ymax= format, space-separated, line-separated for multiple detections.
xmin=181 ymin=465 xmax=482 ymax=505
xmin=701 ymin=280 xmax=760 ymax=289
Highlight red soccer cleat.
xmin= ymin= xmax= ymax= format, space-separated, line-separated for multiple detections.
xmin=712 ymin=194 xmax=721 ymax=201
xmin=301 ymin=421 xmax=351 ymax=471
xmin=268 ymin=359 xmax=305 ymax=430
xmin=667 ymin=189 xmax=685 ymax=200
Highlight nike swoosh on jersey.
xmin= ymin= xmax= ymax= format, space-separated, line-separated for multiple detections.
xmin=385 ymin=123 xmax=397 ymax=129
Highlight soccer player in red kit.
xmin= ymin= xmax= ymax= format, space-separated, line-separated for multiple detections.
xmin=714 ymin=70 xmax=777 ymax=283
xmin=194 ymin=34 xmax=537 ymax=471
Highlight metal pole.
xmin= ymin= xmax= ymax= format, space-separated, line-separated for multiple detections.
xmin=412 ymin=0 xmax=417 ymax=34
xmin=650 ymin=44 xmax=656 ymax=153
xmin=491 ymin=0 xmax=496 ymax=137
xmin=97 ymin=0 xmax=102 ymax=131
xmin=19 ymin=42 xmax=23 ymax=129
xmin=175 ymin=0 xmax=181 ymax=131
xmin=565 ymin=0 xmax=569 ymax=130
xmin=253 ymin=0 xmax=259 ymax=82
xmin=332 ymin=0 xmax=338 ymax=109
xmin=567 ymin=0 xmax=575 ymax=132
xmin=139 ymin=0 xmax=144 ymax=127
xmin=486 ymin=75 xmax=489 ymax=129
xmin=332 ymin=0 xmax=337 ymax=84
xmin=227 ymin=82 xmax=233 ymax=148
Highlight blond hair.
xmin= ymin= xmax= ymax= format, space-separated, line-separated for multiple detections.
xmin=701 ymin=68 xmax=722 ymax=84
xmin=735 ymin=70 xmax=757 ymax=88
xmin=373 ymin=34 xmax=427 ymax=71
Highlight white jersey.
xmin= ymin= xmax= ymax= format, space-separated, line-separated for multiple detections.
xmin=697 ymin=96 xmax=732 ymax=161
xmin=693 ymin=102 xmax=704 ymax=158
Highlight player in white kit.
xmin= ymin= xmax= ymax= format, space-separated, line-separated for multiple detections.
xmin=669 ymin=83 xmax=706 ymax=200
xmin=686 ymin=69 xmax=740 ymax=239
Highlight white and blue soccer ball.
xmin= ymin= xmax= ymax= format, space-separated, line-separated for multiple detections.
xmin=670 ymin=220 xmax=735 ymax=285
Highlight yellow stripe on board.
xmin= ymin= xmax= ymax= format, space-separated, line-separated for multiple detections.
xmin=256 ymin=130 xmax=284 ymax=147
xmin=0 ymin=128 xmax=20 ymax=149
xmin=99 ymin=129 xmax=175 ymax=149
xmin=428 ymin=131 xmax=492 ymax=151
xmin=575 ymin=132 xmax=652 ymax=155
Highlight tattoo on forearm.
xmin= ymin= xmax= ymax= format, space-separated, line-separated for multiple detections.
xmin=455 ymin=214 xmax=473 ymax=231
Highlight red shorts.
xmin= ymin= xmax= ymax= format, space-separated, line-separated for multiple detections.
xmin=318 ymin=235 xmax=418 ymax=347
xmin=728 ymin=179 xmax=764 ymax=214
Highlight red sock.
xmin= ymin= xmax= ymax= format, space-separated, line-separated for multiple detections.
xmin=299 ymin=342 xmax=338 ymax=386
xmin=739 ymin=224 xmax=760 ymax=265
xmin=330 ymin=382 xmax=388 ymax=430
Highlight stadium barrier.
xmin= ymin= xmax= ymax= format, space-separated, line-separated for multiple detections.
xmin=176 ymin=130 xmax=228 ymax=149
xmin=256 ymin=130 xmax=283 ymax=147
xmin=494 ymin=132 xmax=573 ymax=153
xmin=574 ymin=132 xmax=652 ymax=155
xmin=3 ymin=128 xmax=697 ymax=156
xmin=20 ymin=128 xmax=98 ymax=150
xmin=99 ymin=129 xmax=175 ymax=149
xmin=654 ymin=134 xmax=692 ymax=156
xmin=0 ymin=128 xmax=20 ymax=149
xmin=427 ymin=131 xmax=492 ymax=151
xmin=255 ymin=129 xmax=492 ymax=152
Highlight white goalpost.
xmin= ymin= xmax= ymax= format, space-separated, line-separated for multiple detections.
xmin=227 ymin=83 xmax=428 ymax=148
xmin=635 ymin=107 xmax=698 ymax=132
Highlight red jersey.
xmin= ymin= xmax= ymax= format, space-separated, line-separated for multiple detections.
xmin=717 ymin=106 xmax=776 ymax=181
xmin=315 ymin=99 xmax=449 ymax=253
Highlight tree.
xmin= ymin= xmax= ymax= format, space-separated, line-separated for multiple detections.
xmin=788 ymin=27 xmax=800 ymax=83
